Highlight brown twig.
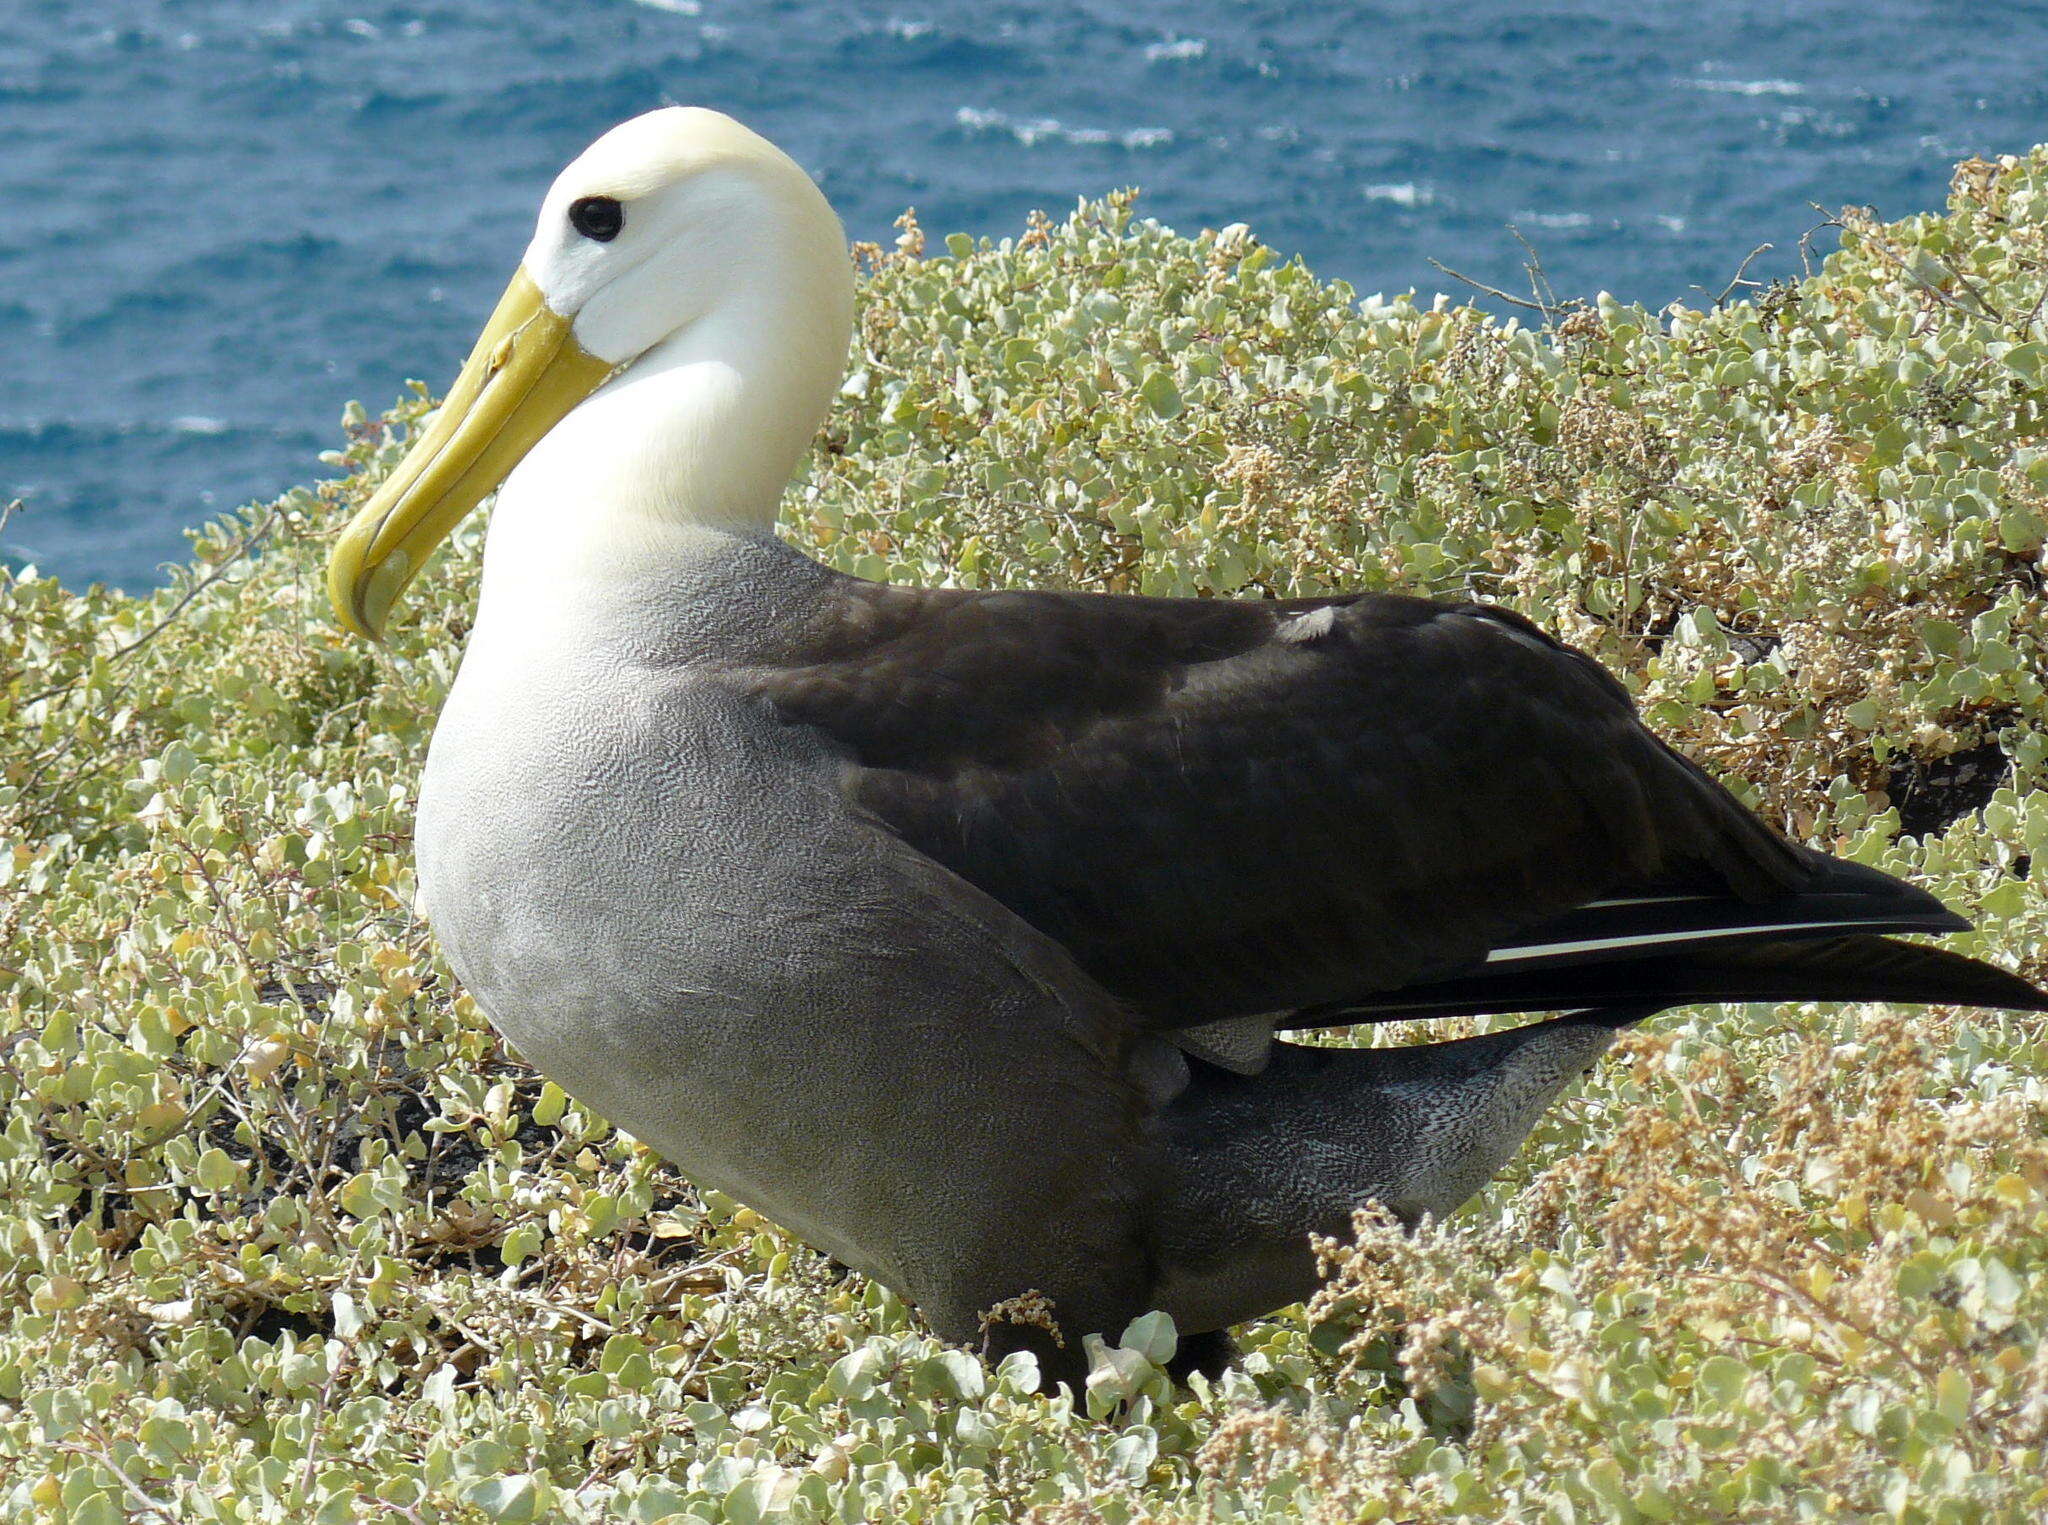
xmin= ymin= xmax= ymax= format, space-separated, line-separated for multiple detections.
xmin=1711 ymin=242 xmax=1775 ymax=308
xmin=1799 ymin=205 xmax=1845 ymax=280
xmin=1507 ymin=224 xmax=1564 ymax=315
xmin=55 ymin=1437 xmax=181 ymax=1523
xmin=1426 ymin=258 xmax=1556 ymax=316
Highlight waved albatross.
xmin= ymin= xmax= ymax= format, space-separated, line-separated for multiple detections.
xmin=328 ymin=107 xmax=2048 ymax=1389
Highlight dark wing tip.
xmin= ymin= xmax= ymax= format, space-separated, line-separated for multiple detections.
xmin=1288 ymin=934 xmax=2048 ymax=1026
xmin=1795 ymin=848 xmax=1969 ymax=932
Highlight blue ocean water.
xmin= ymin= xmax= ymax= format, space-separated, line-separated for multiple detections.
xmin=5 ymin=1 xmax=2048 ymax=589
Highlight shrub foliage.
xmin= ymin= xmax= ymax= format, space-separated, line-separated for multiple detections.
xmin=4 ymin=151 xmax=2046 ymax=1522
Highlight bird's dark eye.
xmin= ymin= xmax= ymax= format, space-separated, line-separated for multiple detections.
xmin=568 ymin=195 xmax=624 ymax=242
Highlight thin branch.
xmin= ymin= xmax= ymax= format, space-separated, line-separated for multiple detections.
xmin=2022 ymin=263 xmax=2048 ymax=339
xmin=295 ymin=1348 xmax=348 ymax=1509
xmin=1712 ymin=242 xmax=1775 ymax=308
xmin=1831 ymin=203 xmax=2011 ymax=327
xmin=1507 ymin=224 xmax=1563 ymax=314
xmin=1426 ymin=258 xmax=1555 ymax=315
xmin=1924 ymin=245 xmax=2008 ymax=324
xmin=14 ymin=502 xmax=283 ymax=709
xmin=54 ymin=1439 xmax=181 ymax=1524
xmin=1799 ymin=205 xmax=1846 ymax=280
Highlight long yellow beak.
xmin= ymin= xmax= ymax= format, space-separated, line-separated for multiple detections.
xmin=327 ymin=267 xmax=615 ymax=640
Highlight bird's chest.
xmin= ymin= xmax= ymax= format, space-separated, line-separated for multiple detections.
xmin=411 ymin=662 xmax=827 ymax=1128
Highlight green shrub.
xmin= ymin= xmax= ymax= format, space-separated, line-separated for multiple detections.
xmin=3 ymin=151 xmax=2044 ymax=1521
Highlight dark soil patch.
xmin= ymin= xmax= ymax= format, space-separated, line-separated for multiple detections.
xmin=1887 ymin=737 xmax=2011 ymax=838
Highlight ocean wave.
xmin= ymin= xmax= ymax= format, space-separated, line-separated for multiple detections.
xmin=12 ymin=0 xmax=2046 ymax=589
xmin=954 ymin=107 xmax=1171 ymax=150
xmin=0 ymin=417 xmax=304 ymax=446
xmin=1685 ymin=76 xmax=1804 ymax=97
xmin=1513 ymin=210 xmax=1593 ymax=230
xmin=1772 ymin=107 xmax=1855 ymax=141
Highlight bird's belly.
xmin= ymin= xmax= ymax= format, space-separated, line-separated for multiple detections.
xmin=415 ymin=673 xmax=889 ymax=1260
xmin=409 ymin=665 xmax=1137 ymax=1303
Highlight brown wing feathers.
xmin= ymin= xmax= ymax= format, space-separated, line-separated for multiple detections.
xmin=747 ymin=574 xmax=1873 ymax=1027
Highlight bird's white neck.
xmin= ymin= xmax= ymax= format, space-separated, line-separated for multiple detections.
xmin=473 ymin=286 xmax=845 ymax=645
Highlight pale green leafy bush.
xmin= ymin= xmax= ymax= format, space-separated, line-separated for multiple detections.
xmin=3 ymin=150 xmax=2046 ymax=1521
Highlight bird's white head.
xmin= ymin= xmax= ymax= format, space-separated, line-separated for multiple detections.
xmin=328 ymin=107 xmax=854 ymax=640
xmin=526 ymin=107 xmax=851 ymax=372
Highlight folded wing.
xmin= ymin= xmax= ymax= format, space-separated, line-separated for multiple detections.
xmin=747 ymin=574 xmax=1972 ymax=1027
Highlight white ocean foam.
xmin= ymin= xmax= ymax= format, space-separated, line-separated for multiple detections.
xmin=1513 ymin=210 xmax=1592 ymax=230
xmin=628 ymin=0 xmax=702 ymax=13
xmin=885 ymin=18 xmax=933 ymax=40
xmin=1654 ymin=214 xmax=1687 ymax=234
xmin=955 ymin=106 xmax=1171 ymax=150
xmin=1144 ymin=36 xmax=1206 ymax=62
xmin=1364 ymin=182 xmax=1432 ymax=207
xmin=1686 ymin=76 xmax=1803 ymax=97
xmin=343 ymin=18 xmax=379 ymax=39
xmin=169 ymin=416 xmax=229 ymax=435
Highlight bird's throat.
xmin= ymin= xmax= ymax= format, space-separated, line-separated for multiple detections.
xmin=477 ymin=303 xmax=836 ymax=633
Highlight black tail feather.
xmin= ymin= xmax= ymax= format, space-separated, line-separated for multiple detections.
xmin=1288 ymin=934 xmax=2048 ymax=1028
xmin=1467 ymin=851 xmax=1966 ymax=979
